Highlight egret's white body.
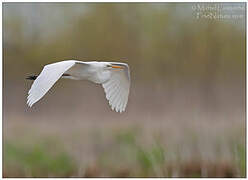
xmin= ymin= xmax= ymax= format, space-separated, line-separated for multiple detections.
xmin=27 ymin=60 xmax=130 ymax=113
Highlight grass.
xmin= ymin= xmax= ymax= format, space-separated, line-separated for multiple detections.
xmin=3 ymin=127 xmax=245 ymax=177
xmin=84 ymin=128 xmax=245 ymax=177
xmin=3 ymin=140 xmax=76 ymax=177
xmin=233 ymin=142 xmax=246 ymax=176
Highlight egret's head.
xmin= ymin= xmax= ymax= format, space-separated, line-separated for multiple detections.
xmin=106 ymin=63 xmax=125 ymax=70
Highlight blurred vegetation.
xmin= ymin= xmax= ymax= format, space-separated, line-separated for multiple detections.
xmin=4 ymin=127 xmax=245 ymax=177
xmin=3 ymin=140 xmax=76 ymax=177
xmin=3 ymin=3 xmax=245 ymax=83
xmin=95 ymin=128 xmax=245 ymax=177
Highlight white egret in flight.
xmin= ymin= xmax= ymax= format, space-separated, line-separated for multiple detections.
xmin=26 ymin=60 xmax=130 ymax=113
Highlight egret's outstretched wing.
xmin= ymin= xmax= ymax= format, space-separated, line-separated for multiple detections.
xmin=27 ymin=60 xmax=86 ymax=107
xmin=102 ymin=63 xmax=130 ymax=113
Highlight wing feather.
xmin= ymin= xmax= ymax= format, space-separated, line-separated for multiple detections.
xmin=105 ymin=81 xmax=117 ymax=99
xmin=116 ymin=90 xmax=124 ymax=112
xmin=109 ymin=84 xmax=121 ymax=109
xmin=102 ymin=63 xmax=130 ymax=113
xmin=113 ymin=88 xmax=122 ymax=112
xmin=119 ymin=89 xmax=126 ymax=112
xmin=27 ymin=60 xmax=79 ymax=107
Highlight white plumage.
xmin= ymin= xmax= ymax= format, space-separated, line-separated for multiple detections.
xmin=27 ymin=60 xmax=130 ymax=113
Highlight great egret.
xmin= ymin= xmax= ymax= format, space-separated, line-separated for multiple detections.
xmin=26 ymin=60 xmax=130 ymax=113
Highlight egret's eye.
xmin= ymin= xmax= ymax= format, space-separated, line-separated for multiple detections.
xmin=106 ymin=64 xmax=112 ymax=68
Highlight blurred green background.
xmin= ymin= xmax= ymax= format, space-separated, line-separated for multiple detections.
xmin=3 ymin=2 xmax=246 ymax=177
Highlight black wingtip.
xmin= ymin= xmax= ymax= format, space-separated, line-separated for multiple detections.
xmin=26 ymin=75 xmax=37 ymax=80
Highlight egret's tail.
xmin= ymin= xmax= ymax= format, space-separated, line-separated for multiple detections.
xmin=26 ymin=75 xmax=37 ymax=80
